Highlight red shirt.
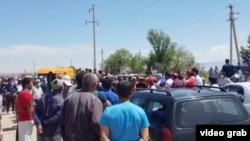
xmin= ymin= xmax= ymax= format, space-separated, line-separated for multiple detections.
xmin=17 ymin=89 xmax=34 ymax=121
xmin=186 ymin=78 xmax=195 ymax=88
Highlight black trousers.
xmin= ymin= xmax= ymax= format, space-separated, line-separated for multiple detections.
xmin=6 ymin=95 xmax=15 ymax=113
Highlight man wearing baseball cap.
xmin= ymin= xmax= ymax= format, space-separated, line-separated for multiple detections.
xmin=34 ymin=79 xmax=64 ymax=141
xmin=61 ymin=76 xmax=72 ymax=98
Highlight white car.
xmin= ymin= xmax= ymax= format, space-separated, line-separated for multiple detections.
xmin=222 ymin=82 xmax=250 ymax=114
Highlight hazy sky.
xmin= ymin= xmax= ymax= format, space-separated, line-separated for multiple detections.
xmin=0 ymin=0 xmax=249 ymax=73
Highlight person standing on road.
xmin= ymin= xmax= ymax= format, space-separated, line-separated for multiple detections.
xmin=99 ymin=80 xmax=150 ymax=141
xmin=16 ymin=77 xmax=34 ymax=141
xmin=221 ymin=59 xmax=235 ymax=78
xmin=32 ymin=79 xmax=43 ymax=105
xmin=4 ymin=78 xmax=17 ymax=114
xmin=61 ymin=73 xmax=103 ymax=141
xmin=34 ymin=79 xmax=64 ymax=141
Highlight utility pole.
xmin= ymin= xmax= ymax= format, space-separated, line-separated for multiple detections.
xmin=70 ymin=59 xmax=72 ymax=66
xmin=139 ymin=49 xmax=141 ymax=58
xmin=33 ymin=61 xmax=36 ymax=76
xmin=228 ymin=3 xmax=240 ymax=64
xmin=101 ymin=49 xmax=104 ymax=70
xmin=86 ymin=4 xmax=99 ymax=73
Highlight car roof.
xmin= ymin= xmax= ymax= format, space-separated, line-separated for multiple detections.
xmin=133 ymin=88 xmax=233 ymax=101
xmin=225 ymin=82 xmax=250 ymax=85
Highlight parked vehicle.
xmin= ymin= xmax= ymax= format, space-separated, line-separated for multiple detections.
xmin=131 ymin=86 xmax=250 ymax=141
xmin=37 ymin=67 xmax=75 ymax=78
xmin=222 ymin=82 xmax=250 ymax=114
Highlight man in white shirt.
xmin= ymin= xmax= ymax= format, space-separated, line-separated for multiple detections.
xmin=192 ymin=68 xmax=203 ymax=86
xmin=32 ymin=79 xmax=43 ymax=104
xmin=165 ymin=72 xmax=173 ymax=88
xmin=218 ymin=73 xmax=232 ymax=87
xmin=16 ymin=79 xmax=23 ymax=94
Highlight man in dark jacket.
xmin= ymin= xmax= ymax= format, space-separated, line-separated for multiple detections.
xmin=221 ymin=59 xmax=235 ymax=78
xmin=4 ymin=78 xmax=17 ymax=114
xmin=34 ymin=79 xmax=64 ymax=141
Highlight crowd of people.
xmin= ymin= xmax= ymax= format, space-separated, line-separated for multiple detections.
xmin=0 ymin=59 xmax=247 ymax=141
xmin=208 ymin=59 xmax=250 ymax=87
xmin=0 ymin=66 xmax=205 ymax=141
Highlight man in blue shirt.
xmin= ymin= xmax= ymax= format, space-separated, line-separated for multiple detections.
xmin=99 ymin=80 xmax=150 ymax=141
xmin=99 ymin=76 xmax=119 ymax=105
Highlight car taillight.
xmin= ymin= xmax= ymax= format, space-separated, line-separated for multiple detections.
xmin=163 ymin=128 xmax=173 ymax=141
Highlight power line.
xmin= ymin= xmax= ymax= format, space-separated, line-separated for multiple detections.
xmin=192 ymin=19 xmax=227 ymax=33
xmin=176 ymin=18 xmax=227 ymax=38
xmin=86 ymin=4 xmax=99 ymax=73
xmin=172 ymin=8 xmax=226 ymax=34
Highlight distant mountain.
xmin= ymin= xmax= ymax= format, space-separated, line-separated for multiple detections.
xmin=199 ymin=60 xmax=238 ymax=71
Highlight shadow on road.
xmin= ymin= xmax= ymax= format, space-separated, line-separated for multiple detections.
xmin=3 ymin=126 xmax=16 ymax=132
xmin=12 ymin=119 xmax=17 ymax=124
xmin=10 ymin=116 xmax=16 ymax=119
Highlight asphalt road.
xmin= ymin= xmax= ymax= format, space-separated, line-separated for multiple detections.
xmin=2 ymin=113 xmax=37 ymax=141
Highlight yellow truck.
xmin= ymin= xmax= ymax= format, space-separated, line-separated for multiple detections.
xmin=37 ymin=67 xmax=75 ymax=79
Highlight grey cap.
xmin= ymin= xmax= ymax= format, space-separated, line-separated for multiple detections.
xmin=52 ymin=79 xmax=64 ymax=90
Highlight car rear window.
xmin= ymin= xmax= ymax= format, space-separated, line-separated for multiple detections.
xmin=175 ymin=97 xmax=249 ymax=128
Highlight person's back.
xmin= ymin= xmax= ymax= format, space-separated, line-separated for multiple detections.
xmin=221 ymin=59 xmax=235 ymax=77
xmin=186 ymin=77 xmax=195 ymax=88
xmin=136 ymin=82 xmax=147 ymax=89
xmin=100 ymin=90 xmax=118 ymax=105
xmin=172 ymin=79 xmax=184 ymax=88
xmin=100 ymin=76 xmax=119 ymax=105
xmin=61 ymin=73 xmax=103 ymax=141
xmin=62 ymin=92 xmax=102 ymax=141
xmin=99 ymin=80 xmax=149 ymax=141
xmin=101 ymin=102 xmax=148 ymax=141
xmin=222 ymin=64 xmax=234 ymax=77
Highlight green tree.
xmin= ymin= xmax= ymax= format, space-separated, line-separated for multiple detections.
xmin=169 ymin=46 xmax=195 ymax=73
xmin=129 ymin=54 xmax=146 ymax=73
xmin=145 ymin=51 xmax=156 ymax=73
xmin=240 ymin=34 xmax=250 ymax=61
xmin=105 ymin=48 xmax=132 ymax=74
xmin=147 ymin=29 xmax=176 ymax=72
xmin=195 ymin=63 xmax=209 ymax=80
xmin=69 ymin=65 xmax=76 ymax=73
xmin=75 ymin=68 xmax=82 ymax=73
